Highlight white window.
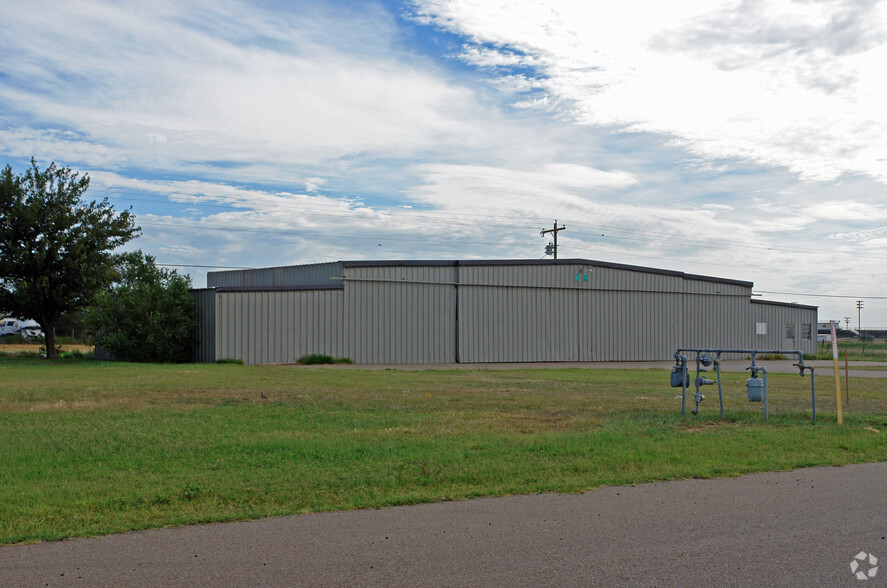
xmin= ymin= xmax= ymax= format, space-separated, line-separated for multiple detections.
xmin=756 ymin=322 xmax=767 ymax=335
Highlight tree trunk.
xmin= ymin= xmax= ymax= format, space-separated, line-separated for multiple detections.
xmin=42 ymin=322 xmax=58 ymax=359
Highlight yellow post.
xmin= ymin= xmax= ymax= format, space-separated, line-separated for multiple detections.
xmin=830 ymin=321 xmax=843 ymax=424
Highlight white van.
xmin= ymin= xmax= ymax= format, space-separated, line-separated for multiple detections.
xmin=0 ymin=317 xmax=43 ymax=339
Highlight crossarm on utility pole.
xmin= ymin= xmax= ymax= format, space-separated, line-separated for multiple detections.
xmin=540 ymin=220 xmax=566 ymax=259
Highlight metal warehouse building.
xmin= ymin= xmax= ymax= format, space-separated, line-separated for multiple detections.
xmin=192 ymin=259 xmax=817 ymax=365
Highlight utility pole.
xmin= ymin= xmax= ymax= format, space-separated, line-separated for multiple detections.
xmin=856 ymin=300 xmax=864 ymax=332
xmin=844 ymin=316 xmax=851 ymax=331
xmin=540 ymin=220 xmax=566 ymax=259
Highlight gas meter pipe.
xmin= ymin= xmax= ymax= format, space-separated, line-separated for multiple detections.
xmin=673 ymin=348 xmax=816 ymax=422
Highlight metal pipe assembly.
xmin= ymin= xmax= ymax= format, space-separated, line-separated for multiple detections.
xmin=671 ymin=348 xmax=816 ymax=422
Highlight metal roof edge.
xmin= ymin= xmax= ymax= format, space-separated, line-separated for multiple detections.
xmin=751 ymin=299 xmax=818 ymax=311
xmin=340 ymin=258 xmax=752 ymax=287
xmin=683 ymin=272 xmax=754 ymax=288
xmin=213 ymin=285 xmax=344 ymax=293
xmin=341 ymin=259 xmax=460 ymax=269
xmin=207 ymin=260 xmax=342 ymax=276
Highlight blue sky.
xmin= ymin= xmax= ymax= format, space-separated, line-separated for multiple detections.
xmin=2 ymin=0 xmax=887 ymax=325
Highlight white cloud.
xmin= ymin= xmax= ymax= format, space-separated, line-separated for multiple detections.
xmin=407 ymin=162 xmax=636 ymax=216
xmin=456 ymin=45 xmax=542 ymax=69
xmin=411 ymin=0 xmax=887 ymax=184
xmin=305 ymin=178 xmax=326 ymax=192
xmin=4 ymin=0 xmax=887 ymax=323
xmin=0 ymin=0 xmax=491 ymax=181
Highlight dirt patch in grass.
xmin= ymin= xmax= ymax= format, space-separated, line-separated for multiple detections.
xmin=680 ymin=421 xmax=734 ymax=433
xmin=506 ymin=414 xmax=573 ymax=433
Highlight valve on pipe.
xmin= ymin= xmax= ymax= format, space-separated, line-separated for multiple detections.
xmin=692 ymin=376 xmax=715 ymax=414
xmin=691 ymin=353 xmax=716 ymax=415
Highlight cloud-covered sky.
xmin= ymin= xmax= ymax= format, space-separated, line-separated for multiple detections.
xmin=2 ymin=0 xmax=887 ymax=325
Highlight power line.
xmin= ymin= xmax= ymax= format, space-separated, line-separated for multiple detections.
xmin=140 ymin=218 xmax=887 ymax=281
xmin=575 ymin=246 xmax=887 ymax=279
xmin=105 ymin=188 xmax=887 ymax=265
xmin=156 ymin=263 xmax=255 ymax=269
xmin=140 ymin=220 xmax=522 ymax=246
xmin=99 ymin=189 xmax=887 ymax=281
xmin=105 ymin=190 xmax=545 ymax=232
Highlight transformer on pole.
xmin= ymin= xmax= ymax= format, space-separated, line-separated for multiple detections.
xmin=541 ymin=220 xmax=566 ymax=259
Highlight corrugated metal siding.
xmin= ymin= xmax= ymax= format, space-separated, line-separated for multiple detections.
xmin=751 ymin=301 xmax=817 ymax=355
xmin=459 ymin=285 xmax=580 ymax=362
xmin=343 ymin=265 xmax=456 ymax=364
xmin=459 ymin=263 xmax=584 ymax=288
xmin=580 ymin=267 xmax=683 ymax=361
xmin=582 ymin=290 xmax=684 ymax=361
xmin=207 ymin=262 xmax=343 ymax=288
xmin=676 ymin=279 xmax=753 ymax=359
xmin=344 ymin=264 xmax=457 ymax=285
xmin=193 ymin=260 xmax=812 ymax=365
xmin=215 ymin=289 xmax=344 ymax=364
xmin=191 ymin=288 xmax=217 ymax=363
xmin=456 ymin=264 xmax=591 ymax=362
xmin=591 ymin=266 xmax=683 ymax=294
xmin=338 ymin=261 xmax=760 ymax=363
xmin=682 ymin=278 xmax=751 ymax=296
xmin=455 ymin=263 xmax=686 ymax=362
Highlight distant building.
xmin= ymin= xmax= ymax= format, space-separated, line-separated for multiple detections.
xmin=192 ymin=258 xmax=817 ymax=365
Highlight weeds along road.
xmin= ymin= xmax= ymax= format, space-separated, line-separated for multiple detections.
xmin=2 ymin=462 xmax=886 ymax=586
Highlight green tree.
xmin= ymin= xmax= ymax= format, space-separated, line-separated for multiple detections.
xmin=0 ymin=159 xmax=140 ymax=358
xmin=87 ymin=251 xmax=196 ymax=363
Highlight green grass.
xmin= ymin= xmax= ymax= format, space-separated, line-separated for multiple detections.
xmin=809 ymin=340 xmax=887 ymax=361
xmin=1 ymin=357 xmax=886 ymax=545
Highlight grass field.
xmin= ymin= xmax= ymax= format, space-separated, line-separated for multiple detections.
xmin=811 ymin=339 xmax=887 ymax=361
xmin=1 ymin=357 xmax=886 ymax=545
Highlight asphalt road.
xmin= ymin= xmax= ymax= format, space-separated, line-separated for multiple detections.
xmin=3 ymin=462 xmax=886 ymax=586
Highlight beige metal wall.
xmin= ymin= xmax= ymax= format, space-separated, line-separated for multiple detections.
xmin=193 ymin=259 xmax=812 ymax=365
xmin=680 ymin=278 xmax=755 ymax=355
xmin=337 ymin=261 xmax=755 ymax=363
xmin=751 ymin=300 xmax=817 ymax=355
xmin=582 ymin=266 xmax=686 ymax=361
xmin=581 ymin=290 xmax=684 ymax=361
xmin=214 ymin=288 xmax=344 ymax=364
xmin=457 ymin=262 xmax=585 ymax=362
xmin=459 ymin=285 xmax=581 ymax=362
xmin=456 ymin=263 xmax=687 ymax=362
xmin=343 ymin=264 xmax=456 ymax=364
xmin=456 ymin=263 xmax=754 ymax=362
xmin=208 ymin=262 xmax=343 ymax=288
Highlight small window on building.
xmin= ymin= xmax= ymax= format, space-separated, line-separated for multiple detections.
xmin=802 ymin=324 xmax=812 ymax=340
xmin=756 ymin=322 xmax=767 ymax=335
xmin=785 ymin=323 xmax=795 ymax=339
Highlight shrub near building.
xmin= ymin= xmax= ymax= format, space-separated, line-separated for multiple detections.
xmin=87 ymin=251 xmax=195 ymax=363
